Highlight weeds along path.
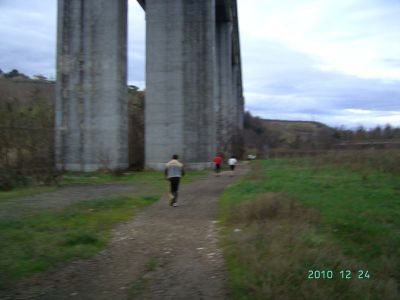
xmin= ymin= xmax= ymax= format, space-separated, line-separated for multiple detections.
xmin=3 ymin=165 xmax=248 ymax=300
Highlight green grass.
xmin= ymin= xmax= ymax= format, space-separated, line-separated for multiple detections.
xmin=60 ymin=169 xmax=206 ymax=186
xmin=264 ymin=158 xmax=400 ymax=266
xmin=0 ymin=186 xmax=56 ymax=202
xmin=59 ymin=170 xmax=163 ymax=186
xmin=219 ymin=156 xmax=400 ymax=300
xmin=0 ymin=194 xmax=159 ymax=289
xmin=0 ymin=170 xmax=206 ymax=201
xmin=0 ymin=168 xmax=206 ymax=289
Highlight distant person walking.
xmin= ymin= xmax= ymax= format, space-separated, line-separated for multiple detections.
xmin=213 ymin=154 xmax=223 ymax=176
xmin=228 ymin=156 xmax=238 ymax=176
xmin=165 ymin=154 xmax=185 ymax=207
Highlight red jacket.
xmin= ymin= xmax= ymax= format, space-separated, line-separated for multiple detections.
xmin=213 ymin=156 xmax=222 ymax=165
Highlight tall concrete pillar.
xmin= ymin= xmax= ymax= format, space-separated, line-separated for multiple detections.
xmin=231 ymin=0 xmax=244 ymax=156
xmin=55 ymin=0 xmax=128 ymax=171
xmin=216 ymin=20 xmax=233 ymax=155
xmin=145 ymin=0 xmax=217 ymax=169
xmin=232 ymin=63 xmax=240 ymax=126
xmin=236 ymin=69 xmax=244 ymax=131
xmin=231 ymin=60 xmax=244 ymax=156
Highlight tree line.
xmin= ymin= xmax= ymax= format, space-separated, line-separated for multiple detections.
xmin=243 ymin=111 xmax=400 ymax=156
xmin=0 ymin=80 xmax=144 ymax=190
xmin=1 ymin=70 xmax=398 ymax=188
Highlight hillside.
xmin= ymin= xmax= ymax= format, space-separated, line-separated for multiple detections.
xmin=0 ymin=77 xmax=54 ymax=105
xmin=262 ymin=119 xmax=332 ymax=144
xmin=243 ymin=112 xmax=337 ymax=154
xmin=0 ymin=77 xmax=144 ymax=186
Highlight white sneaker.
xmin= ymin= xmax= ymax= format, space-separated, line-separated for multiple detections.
xmin=173 ymin=203 xmax=178 ymax=207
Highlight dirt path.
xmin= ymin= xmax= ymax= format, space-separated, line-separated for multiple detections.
xmin=2 ymin=165 xmax=247 ymax=300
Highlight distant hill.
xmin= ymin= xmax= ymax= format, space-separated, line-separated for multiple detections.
xmin=0 ymin=77 xmax=54 ymax=105
xmin=244 ymin=111 xmax=400 ymax=157
xmin=262 ymin=119 xmax=331 ymax=141
xmin=243 ymin=112 xmax=337 ymax=155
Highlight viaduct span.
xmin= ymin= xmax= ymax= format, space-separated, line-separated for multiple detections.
xmin=55 ymin=0 xmax=244 ymax=171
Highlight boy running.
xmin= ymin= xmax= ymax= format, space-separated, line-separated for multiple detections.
xmin=165 ymin=154 xmax=185 ymax=207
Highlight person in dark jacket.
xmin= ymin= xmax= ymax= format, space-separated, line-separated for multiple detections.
xmin=165 ymin=154 xmax=185 ymax=207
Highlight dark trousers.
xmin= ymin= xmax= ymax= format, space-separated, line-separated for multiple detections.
xmin=169 ymin=177 xmax=180 ymax=201
xmin=215 ymin=164 xmax=221 ymax=173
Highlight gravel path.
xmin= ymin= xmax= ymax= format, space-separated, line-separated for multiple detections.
xmin=1 ymin=165 xmax=247 ymax=300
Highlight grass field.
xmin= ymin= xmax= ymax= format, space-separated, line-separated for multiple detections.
xmin=220 ymin=152 xmax=400 ymax=300
xmin=0 ymin=169 xmax=206 ymax=201
xmin=0 ymin=186 xmax=56 ymax=202
xmin=0 ymin=194 xmax=159 ymax=290
xmin=63 ymin=169 xmax=206 ymax=185
xmin=59 ymin=170 xmax=168 ymax=186
xmin=0 ymin=169 xmax=205 ymax=289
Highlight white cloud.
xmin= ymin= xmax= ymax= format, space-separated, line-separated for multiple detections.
xmin=238 ymin=0 xmax=400 ymax=81
xmin=345 ymin=109 xmax=372 ymax=115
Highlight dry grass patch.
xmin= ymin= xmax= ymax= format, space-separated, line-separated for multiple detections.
xmin=222 ymin=192 xmax=398 ymax=300
xmin=228 ymin=193 xmax=316 ymax=224
xmin=312 ymin=150 xmax=400 ymax=175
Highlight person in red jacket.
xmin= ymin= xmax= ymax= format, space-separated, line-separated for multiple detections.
xmin=213 ymin=154 xmax=223 ymax=175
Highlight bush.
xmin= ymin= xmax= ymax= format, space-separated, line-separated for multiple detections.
xmin=0 ymin=87 xmax=55 ymax=190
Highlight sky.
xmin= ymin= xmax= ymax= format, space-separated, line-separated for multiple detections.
xmin=1 ymin=0 xmax=400 ymax=129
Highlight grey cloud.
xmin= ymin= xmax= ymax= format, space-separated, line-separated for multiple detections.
xmin=241 ymin=38 xmax=400 ymax=125
xmin=0 ymin=0 xmax=56 ymax=77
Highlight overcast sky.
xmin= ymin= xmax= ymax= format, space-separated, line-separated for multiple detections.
xmin=1 ymin=0 xmax=399 ymax=129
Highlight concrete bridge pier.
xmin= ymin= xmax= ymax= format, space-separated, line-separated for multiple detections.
xmin=231 ymin=0 xmax=244 ymax=156
xmin=144 ymin=0 xmax=217 ymax=170
xmin=55 ymin=0 xmax=128 ymax=171
xmin=216 ymin=19 xmax=233 ymax=156
xmin=56 ymin=0 xmax=243 ymax=171
xmin=215 ymin=0 xmax=244 ymax=157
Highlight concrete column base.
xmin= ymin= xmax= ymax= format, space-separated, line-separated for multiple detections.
xmin=146 ymin=162 xmax=213 ymax=171
xmin=57 ymin=163 xmax=129 ymax=172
